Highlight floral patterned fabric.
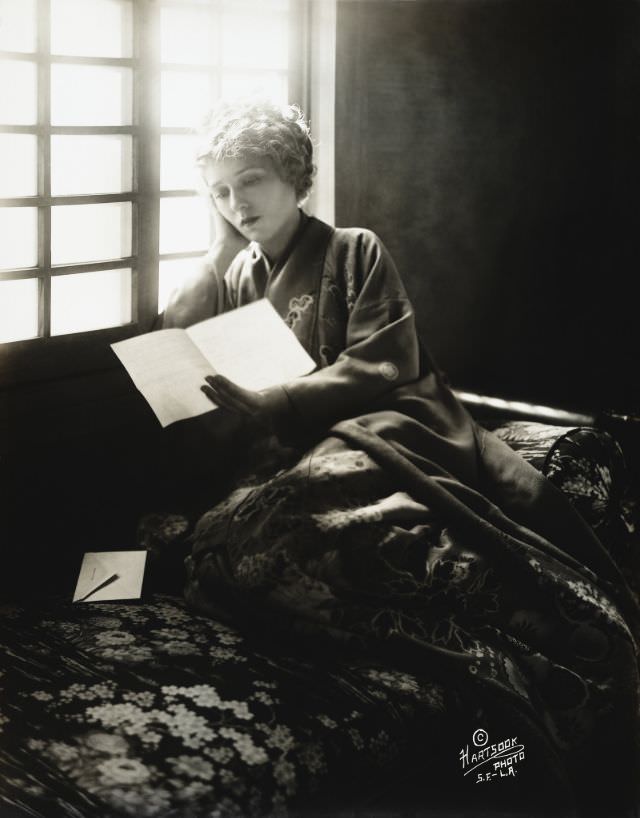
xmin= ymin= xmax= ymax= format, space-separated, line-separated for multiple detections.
xmin=1 ymin=419 xmax=638 ymax=818
xmin=0 ymin=594 xmax=446 ymax=818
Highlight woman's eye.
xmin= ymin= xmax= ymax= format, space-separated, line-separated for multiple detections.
xmin=242 ymin=176 xmax=259 ymax=187
xmin=214 ymin=189 xmax=229 ymax=200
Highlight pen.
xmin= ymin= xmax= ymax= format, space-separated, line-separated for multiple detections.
xmin=77 ymin=573 xmax=120 ymax=602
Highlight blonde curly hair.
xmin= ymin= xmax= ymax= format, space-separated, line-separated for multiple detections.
xmin=196 ymin=99 xmax=316 ymax=202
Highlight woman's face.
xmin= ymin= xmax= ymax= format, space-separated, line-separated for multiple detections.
xmin=203 ymin=155 xmax=300 ymax=260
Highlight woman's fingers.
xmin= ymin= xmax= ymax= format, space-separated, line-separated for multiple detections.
xmin=209 ymin=203 xmax=248 ymax=276
xmin=201 ymin=375 xmax=274 ymax=432
xmin=201 ymin=382 xmax=245 ymax=414
xmin=201 ymin=375 xmax=263 ymax=416
xmin=209 ymin=374 xmax=252 ymax=403
xmin=211 ymin=200 xmax=248 ymax=245
xmin=201 ymin=382 xmax=221 ymax=406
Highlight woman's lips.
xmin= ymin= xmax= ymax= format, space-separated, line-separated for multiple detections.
xmin=240 ymin=216 xmax=260 ymax=228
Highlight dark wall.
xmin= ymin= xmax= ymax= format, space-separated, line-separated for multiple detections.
xmin=608 ymin=0 xmax=640 ymax=410
xmin=0 ymin=368 xmax=240 ymax=600
xmin=335 ymin=0 xmax=639 ymax=412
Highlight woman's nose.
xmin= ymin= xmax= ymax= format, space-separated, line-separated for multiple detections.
xmin=229 ymin=188 xmax=247 ymax=214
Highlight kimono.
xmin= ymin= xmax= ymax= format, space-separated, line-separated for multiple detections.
xmin=163 ymin=212 xmax=421 ymax=431
xmin=163 ymin=213 xmax=639 ymax=817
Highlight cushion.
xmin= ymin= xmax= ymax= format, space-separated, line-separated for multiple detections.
xmin=488 ymin=420 xmax=638 ymax=602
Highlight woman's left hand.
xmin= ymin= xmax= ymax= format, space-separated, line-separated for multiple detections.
xmin=201 ymin=374 xmax=274 ymax=423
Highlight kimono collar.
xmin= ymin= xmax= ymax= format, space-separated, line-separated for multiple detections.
xmin=247 ymin=210 xmax=310 ymax=276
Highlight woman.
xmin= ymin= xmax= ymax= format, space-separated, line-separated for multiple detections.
xmin=160 ymin=100 xmax=638 ymax=816
xmin=163 ymin=99 xmax=421 ymax=441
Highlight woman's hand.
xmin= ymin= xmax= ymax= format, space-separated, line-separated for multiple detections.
xmin=201 ymin=374 xmax=282 ymax=428
xmin=209 ymin=199 xmax=249 ymax=275
xmin=211 ymin=199 xmax=248 ymax=250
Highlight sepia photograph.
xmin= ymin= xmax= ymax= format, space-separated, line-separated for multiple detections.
xmin=1 ymin=1 xmax=639 ymax=816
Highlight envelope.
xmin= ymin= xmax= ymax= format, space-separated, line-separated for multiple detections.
xmin=72 ymin=551 xmax=147 ymax=603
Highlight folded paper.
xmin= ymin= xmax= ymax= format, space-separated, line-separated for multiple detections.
xmin=72 ymin=551 xmax=147 ymax=603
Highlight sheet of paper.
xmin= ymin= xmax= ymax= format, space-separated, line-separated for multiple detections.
xmin=111 ymin=328 xmax=218 ymax=427
xmin=187 ymin=299 xmax=316 ymax=391
xmin=72 ymin=551 xmax=147 ymax=603
xmin=111 ymin=299 xmax=316 ymax=427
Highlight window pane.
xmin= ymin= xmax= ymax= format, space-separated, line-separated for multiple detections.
xmin=0 ymin=207 xmax=37 ymax=269
xmin=0 ymin=134 xmax=37 ymax=197
xmin=51 ymin=135 xmax=132 ymax=195
xmin=51 ymin=0 xmax=132 ymax=58
xmin=0 ymin=278 xmax=38 ymax=342
xmin=221 ymin=11 xmax=288 ymax=70
xmin=51 ymin=202 xmax=132 ymax=265
xmin=161 ymin=134 xmax=200 ymax=191
xmin=0 ymin=59 xmax=37 ymax=125
xmin=221 ymin=72 xmax=288 ymax=106
xmin=0 ymin=0 xmax=37 ymax=52
xmin=51 ymin=64 xmax=132 ymax=126
xmin=225 ymin=0 xmax=290 ymax=11
xmin=159 ymin=196 xmax=210 ymax=255
xmin=161 ymin=69 xmax=212 ymax=129
xmin=158 ymin=256 xmax=203 ymax=313
xmin=161 ymin=5 xmax=212 ymax=65
xmin=51 ymin=268 xmax=132 ymax=335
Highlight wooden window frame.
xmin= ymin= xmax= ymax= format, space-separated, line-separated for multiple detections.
xmin=0 ymin=0 xmax=309 ymax=388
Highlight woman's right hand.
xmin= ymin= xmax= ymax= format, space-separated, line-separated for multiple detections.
xmin=209 ymin=199 xmax=249 ymax=275
xmin=212 ymin=198 xmax=248 ymax=247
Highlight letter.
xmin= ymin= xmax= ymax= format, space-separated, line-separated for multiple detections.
xmin=460 ymin=746 xmax=469 ymax=767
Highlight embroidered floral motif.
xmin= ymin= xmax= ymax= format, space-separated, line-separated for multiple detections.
xmin=284 ymin=294 xmax=314 ymax=329
xmin=344 ymin=268 xmax=357 ymax=313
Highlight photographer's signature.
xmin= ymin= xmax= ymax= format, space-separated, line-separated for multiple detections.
xmin=459 ymin=728 xmax=526 ymax=783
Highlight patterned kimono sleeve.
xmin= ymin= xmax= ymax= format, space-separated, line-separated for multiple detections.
xmin=276 ymin=230 xmax=421 ymax=427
